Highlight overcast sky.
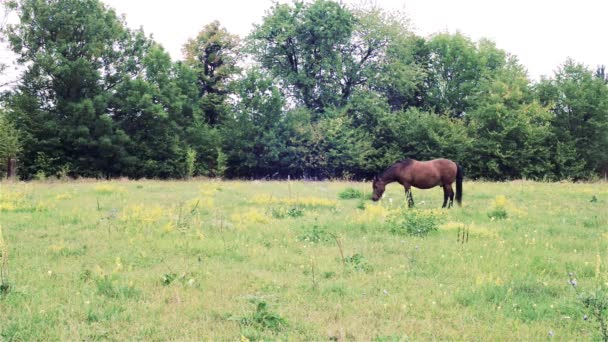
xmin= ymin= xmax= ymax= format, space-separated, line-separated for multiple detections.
xmin=2 ymin=0 xmax=607 ymax=83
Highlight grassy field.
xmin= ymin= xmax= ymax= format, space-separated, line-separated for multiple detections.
xmin=0 ymin=179 xmax=607 ymax=340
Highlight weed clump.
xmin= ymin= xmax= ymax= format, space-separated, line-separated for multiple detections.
xmin=338 ymin=187 xmax=363 ymax=199
xmin=387 ymin=210 xmax=441 ymax=237
xmin=298 ymin=223 xmax=331 ymax=243
xmin=344 ymin=253 xmax=372 ymax=272
xmin=271 ymin=206 xmax=304 ymax=219
xmin=488 ymin=195 xmax=509 ymax=220
xmin=568 ymin=272 xmax=608 ymax=341
xmin=238 ymin=300 xmax=288 ymax=333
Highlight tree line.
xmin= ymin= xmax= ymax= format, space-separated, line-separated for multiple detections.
xmin=0 ymin=0 xmax=607 ymax=180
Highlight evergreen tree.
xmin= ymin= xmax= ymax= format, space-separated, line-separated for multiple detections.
xmin=6 ymin=0 xmax=148 ymax=178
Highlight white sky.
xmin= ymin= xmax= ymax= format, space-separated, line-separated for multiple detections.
xmin=1 ymin=0 xmax=608 ymax=84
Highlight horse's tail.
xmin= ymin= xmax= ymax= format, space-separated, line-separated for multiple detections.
xmin=456 ymin=164 xmax=464 ymax=206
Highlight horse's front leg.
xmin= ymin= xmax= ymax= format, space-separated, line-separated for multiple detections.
xmin=404 ymin=185 xmax=414 ymax=208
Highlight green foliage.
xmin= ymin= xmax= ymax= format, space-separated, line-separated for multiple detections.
xmin=568 ymin=273 xmax=608 ymax=341
xmin=271 ymin=206 xmax=304 ymax=219
xmin=2 ymin=0 xmax=607 ymax=181
xmin=536 ymin=59 xmax=608 ymax=179
xmin=390 ymin=108 xmax=471 ymax=166
xmin=466 ymin=61 xmax=553 ymax=180
xmin=183 ymin=21 xmax=240 ymax=126
xmin=238 ymin=300 xmax=288 ymax=333
xmin=423 ymin=34 xmax=506 ymax=118
xmin=185 ymin=147 xmax=197 ymax=179
xmin=248 ymin=0 xmax=354 ymax=112
xmin=298 ymin=224 xmax=331 ymax=243
xmin=215 ymin=148 xmax=228 ymax=178
xmin=488 ymin=207 xmax=508 ymax=220
xmin=6 ymin=0 xmax=149 ymax=178
xmin=344 ymin=253 xmax=372 ymax=272
xmin=162 ymin=272 xmax=177 ymax=286
xmin=0 ymin=111 xmax=21 ymax=177
xmin=387 ymin=209 xmax=441 ymax=237
xmin=248 ymin=0 xmax=405 ymax=114
xmin=338 ymin=187 xmax=363 ymax=199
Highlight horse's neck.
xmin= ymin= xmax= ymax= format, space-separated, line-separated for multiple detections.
xmin=380 ymin=171 xmax=399 ymax=185
xmin=382 ymin=164 xmax=410 ymax=185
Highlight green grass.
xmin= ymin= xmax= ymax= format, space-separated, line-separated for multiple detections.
xmin=0 ymin=179 xmax=607 ymax=340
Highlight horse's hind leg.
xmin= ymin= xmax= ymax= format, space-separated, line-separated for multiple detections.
xmin=447 ymin=184 xmax=454 ymax=208
xmin=442 ymin=185 xmax=449 ymax=208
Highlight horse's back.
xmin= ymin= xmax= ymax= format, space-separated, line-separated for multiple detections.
xmin=413 ymin=159 xmax=457 ymax=186
xmin=416 ymin=158 xmax=456 ymax=169
xmin=433 ymin=159 xmax=458 ymax=182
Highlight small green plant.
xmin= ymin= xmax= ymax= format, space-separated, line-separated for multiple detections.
xmin=287 ymin=206 xmax=304 ymax=217
xmin=322 ymin=271 xmax=336 ymax=279
xmin=238 ymin=300 xmax=288 ymax=333
xmin=162 ymin=273 xmax=177 ymax=286
xmin=338 ymin=187 xmax=363 ymax=199
xmin=271 ymin=206 xmax=304 ymax=219
xmin=356 ymin=200 xmax=365 ymax=210
xmin=344 ymin=253 xmax=372 ymax=272
xmin=387 ymin=210 xmax=441 ymax=237
xmin=488 ymin=207 xmax=508 ymax=220
xmin=568 ymin=272 xmax=608 ymax=341
xmin=488 ymin=195 xmax=509 ymax=220
xmin=298 ymin=223 xmax=331 ymax=243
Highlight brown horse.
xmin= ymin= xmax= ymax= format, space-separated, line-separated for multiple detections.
xmin=372 ymin=158 xmax=463 ymax=208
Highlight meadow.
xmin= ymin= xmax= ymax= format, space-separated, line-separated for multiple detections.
xmin=0 ymin=179 xmax=607 ymax=340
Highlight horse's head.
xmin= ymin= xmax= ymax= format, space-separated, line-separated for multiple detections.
xmin=371 ymin=176 xmax=385 ymax=201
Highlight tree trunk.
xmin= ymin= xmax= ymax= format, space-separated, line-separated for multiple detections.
xmin=6 ymin=157 xmax=15 ymax=179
